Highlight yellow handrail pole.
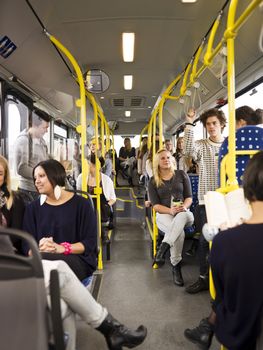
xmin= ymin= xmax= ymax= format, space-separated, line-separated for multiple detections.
xmin=151 ymin=108 xmax=159 ymax=269
xmin=87 ymin=94 xmax=103 ymax=270
xmin=158 ymin=98 xmax=165 ymax=148
xmin=100 ymin=113 xmax=105 ymax=157
xmin=190 ymin=40 xmax=205 ymax=84
xmin=232 ymin=0 xmax=263 ymax=34
xmin=147 ymin=118 xmax=153 ymax=150
xmin=45 ymin=32 xmax=88 ymax=193
xmin=164 ymin=73 xmax=184 ymax=96
xmin=152 ymin=209 xmax=158 ymax=269
xmin=179 ymin=61 xmax=193 ymax=97
xmin=204 ymin=12 xmax=222 ymax=66
xmin=110 ymin=131 xmax=117 ymax=188
xmin=225 ymin=0 xmax=239 ymax=188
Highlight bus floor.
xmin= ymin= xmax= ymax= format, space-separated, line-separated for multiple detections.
xmin=76 ymin=215 xmax=220 ymax=350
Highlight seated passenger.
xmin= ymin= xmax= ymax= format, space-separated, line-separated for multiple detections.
xmin=23 ymin=159 xmax=97 ymax=281
xmin=119 ymin=137 xmax=136 ymax=185
xmin=0 ymin=155 xmax=25 ymax=252
xmin=184 ymin=151 xmax=263 ymax=350
xmin=76 ymin=154 xmax=116 ymax=242
xmin=148 ymin=149 xmax=194 ymax=286
xmin=0 ymin=236 xmax=147 ymax=350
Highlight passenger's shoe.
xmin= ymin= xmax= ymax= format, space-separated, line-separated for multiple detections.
xmin=184 ymin=318 xmax=214 ymax=349
xmin=185 ymin=240 xmax=198 ymax=257
xmin=185 ymin=277 xmax=209 ymax=294
xmin=152 ymin=242 xmax=170 ymax=267
xmin=172 ymin=262 xmax=184 ymax=286
xmin=97 ymin=313 xmax=147 ymax=350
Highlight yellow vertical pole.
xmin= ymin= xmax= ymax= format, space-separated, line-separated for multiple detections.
xmin=158 ymin=98 xmax=165 ymax=149
xmin=45 ymin=33 xmax=88 ymax=193
xmin=112 ymin=133 xmax=116 ymax=188
xmin=152 ymin=109 xmax=158 ymax=268
xmin=101 ymin=115 xmax=105 ymax=157
xmin=225 ymin=0 xmax=239 ymax=188
xmin=148 ymin=119 xmax=153 ymax=150
xmin=88 ymin=96 xmax=103 ymax=270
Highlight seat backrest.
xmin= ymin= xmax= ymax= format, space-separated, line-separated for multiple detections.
xmin=188 ymin=174 xmax=199 ymax=212
xmin=0 ymin=228 xmax=49 ymax=350
xmin=218 ymin=126 xmax=263 ymax=185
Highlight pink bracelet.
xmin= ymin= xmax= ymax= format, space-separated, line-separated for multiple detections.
xmin=60 ymin=242 xmax=72 ymax=255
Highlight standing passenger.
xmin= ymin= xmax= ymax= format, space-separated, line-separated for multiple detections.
xmin=148 ymin=149 xmax=194 ymax=286
xmin=183 ymin=108 xmax=226 ymax=294
xmin=14 ymin=108 xmax=50 ymax=202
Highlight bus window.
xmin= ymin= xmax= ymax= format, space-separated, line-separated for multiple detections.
xmin=6 ymin=101 xmax=27 ymax=175
xmin=221 ymin=81 xmax=263 ymax=136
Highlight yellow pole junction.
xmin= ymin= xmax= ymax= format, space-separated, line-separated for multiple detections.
xmin=45 ymin=32 xmax=88 ymax=193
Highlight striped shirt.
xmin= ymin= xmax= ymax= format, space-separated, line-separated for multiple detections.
xmin=183 ymin=126 xmax=224 ymax=204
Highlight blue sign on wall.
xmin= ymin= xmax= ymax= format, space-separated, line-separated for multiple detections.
xmin=0 ymin=36 xmax=17 ymax=59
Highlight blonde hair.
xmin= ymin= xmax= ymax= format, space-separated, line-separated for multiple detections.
xmin=152 ymin=149 xmax=175 ymax=187
xmin=0 ymin=155 xmax=13 ymax=209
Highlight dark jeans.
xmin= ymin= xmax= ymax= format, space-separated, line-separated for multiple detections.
xmin=194 ymin=204 xmax=209 ymax=277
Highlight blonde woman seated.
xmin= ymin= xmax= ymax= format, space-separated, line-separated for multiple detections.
xmin=148 ymin=149 xmax=194 ymax=286
xmin=76 ymin=154 xmax=116 ymax=242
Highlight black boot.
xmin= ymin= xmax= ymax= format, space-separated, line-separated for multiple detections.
xmin=97 ymin=313 xmax=147 ymax=350
xmin=184 ymin=318 xmax=214 ymax=349
xmin=172 ymin=262 xmax=184 ymax=286
xmin=153 ymin=242 xmax=170 ymax=267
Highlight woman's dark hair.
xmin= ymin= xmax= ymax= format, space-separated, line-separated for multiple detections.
xmin=33 ymin=159 xmax=66 ymax=188
xmin=236 ymin=105 xmax=262 ymax=125
xmin=243 ymin=151 xmax=263 ymax=202
xmin=199 ymin=108 xmax=227 ymax=129
xmin=89 ymin=153 xmax=105 ymax=168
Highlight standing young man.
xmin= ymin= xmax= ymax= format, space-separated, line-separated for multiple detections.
xmin=183 ymin=108 xmax=226 ymax=294
xmin=14 ymin=108 xmax=50 ymax=202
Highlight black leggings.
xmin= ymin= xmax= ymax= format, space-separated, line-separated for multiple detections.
xmin=41 ymin=253 xmax=94 ymax=281
xmin=194 ymin=205 xmax=209 ymax=277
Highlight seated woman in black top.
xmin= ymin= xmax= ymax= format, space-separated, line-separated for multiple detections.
xmin=148 ymin=149 xmax=194 ymax=286
xmin=23 ymin=159 xmax=97 ymax=281
xmin=185 ymin=151 xmax=263 ymax=350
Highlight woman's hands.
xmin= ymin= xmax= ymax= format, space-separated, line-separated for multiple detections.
xmin=39 ymin=237 xmax=65 ymax=254
xmin=169 ymin=204 xmax=187 ymax=216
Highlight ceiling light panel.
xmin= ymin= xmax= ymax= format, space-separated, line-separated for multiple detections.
xmin=124 ymin=75 xmax=133 ymax=90
xmin=122 ymin=33 xmax=135 ymax=62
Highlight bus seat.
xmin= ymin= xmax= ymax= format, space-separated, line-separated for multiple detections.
xmin=218 ymin=126 xmax=263 ymax=185
xmin=185 ymin=174 xmax=199 ymax=238
xmin=0 ymin=228 xmax=65 ymax=350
